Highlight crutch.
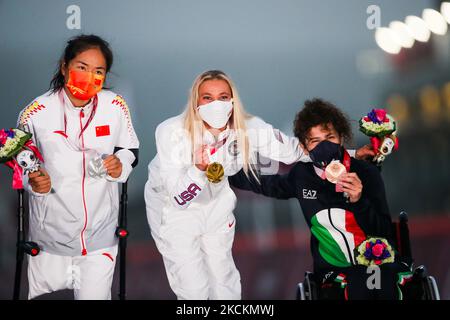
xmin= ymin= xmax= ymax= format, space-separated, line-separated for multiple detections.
xmin=114 ymin=147 xmax=138 ymax=300
xmin=115 ymin=180 xmax=129 ymax=300
xmin=13 ymin=188 xmax=40 ymax=300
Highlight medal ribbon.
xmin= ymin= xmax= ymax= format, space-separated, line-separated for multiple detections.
xmin=58 ymin=90 xmax=98 ymax=151
xmin=335 ymin=149 xmax=351 ymax=193
xmin=208 ymin=136 xmax=228 ymax=162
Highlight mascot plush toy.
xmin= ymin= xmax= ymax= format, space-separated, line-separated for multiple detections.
xmin=0 ymin=128 xmax=43 ymax=189
xmin=359 ymin=109 xmax=398 ymax=165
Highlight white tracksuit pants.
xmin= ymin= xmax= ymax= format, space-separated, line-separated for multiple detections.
xmin=146 ymin=185 xmax=241 ymax=300
xmin=27 ymin=245 xmax=118 ymax=300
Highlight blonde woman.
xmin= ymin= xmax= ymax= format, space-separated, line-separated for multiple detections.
xmin=144 ymin=70 xmax=370 ymax=300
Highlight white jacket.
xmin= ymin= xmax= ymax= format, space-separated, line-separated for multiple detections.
xmin=145 ymin=113 xmax=310 ymax=213
xmin=18 ymin=89 xmax=139 ymax=256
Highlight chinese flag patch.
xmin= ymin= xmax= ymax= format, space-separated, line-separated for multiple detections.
xmin=95 ymin=125 xmax=110 ymax=137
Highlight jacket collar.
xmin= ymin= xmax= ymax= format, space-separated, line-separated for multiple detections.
xmin=202 ymin=125 xmax=231 ymax=145
xmin=61 ymin=88 xmax=94 ymax=115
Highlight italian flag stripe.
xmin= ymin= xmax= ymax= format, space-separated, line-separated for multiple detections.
xmin=311 ymin=209 xmax=366 ymax=267
xmin=311 ymin=213 xmax=350 ymax=267
xmin=345 ymin=210 xmax=366 ymax=248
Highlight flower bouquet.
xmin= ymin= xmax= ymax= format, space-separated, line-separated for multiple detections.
xmin=356 ymin=237 xmax=395 ymax=266
xmin=0 ymin=128 xmax=43 ymax=189
xmin=359 ymin=109 xmax=398 ymax=165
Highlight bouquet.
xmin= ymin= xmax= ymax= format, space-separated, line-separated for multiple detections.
xmin=359 ymin=109 xmax=398 ymax=165
xmin=356 ymin=237 xmax=395 ymax=266
xmin=0 ymin=128 xmax=43 ymax=189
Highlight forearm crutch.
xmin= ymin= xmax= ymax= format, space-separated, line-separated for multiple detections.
xmin=114 ymin=147 xmax=138 ymax=301
xmin=115 ymin=180 xmax=129 ymax=300
xmin=13 ymin=189 xmax=40 ymax=300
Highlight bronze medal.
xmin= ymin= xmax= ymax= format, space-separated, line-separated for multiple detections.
xmin=325 ymin=160 xmax=346 ymax=184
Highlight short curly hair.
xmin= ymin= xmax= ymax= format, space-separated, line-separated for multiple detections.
xmin=293 ymin=98 xmax=353 ymax=147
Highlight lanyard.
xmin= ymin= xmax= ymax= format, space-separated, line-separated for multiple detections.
xmin=340 ymin=149 xmax=352 ymax=201
xmin=342 ymin=148 xmax=351 ymax=173
xmin=208 ymin=136 xmax=228 ymax=164
xmin=209 ymin=137 xmax=227 ymax=156
xmin=63 ymin=95 xmax=98 ymax=138
xmin=58 ymin=89 xmax=98 ymax=137
xmin=58 ymin=90 xmax=98 ymax=152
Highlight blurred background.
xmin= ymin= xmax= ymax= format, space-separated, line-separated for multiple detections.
xmin=0 ymin=0 xmax=449 ymax=299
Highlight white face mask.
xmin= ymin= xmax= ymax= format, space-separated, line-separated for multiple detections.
xmin=197 ymin=99 xmax=233 ymax=129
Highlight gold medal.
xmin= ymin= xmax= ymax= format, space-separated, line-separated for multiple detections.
xmin=206 ymin=162 xmax=224 ymax=183
xmin=325 ymin=160 xmax=346 ymax=184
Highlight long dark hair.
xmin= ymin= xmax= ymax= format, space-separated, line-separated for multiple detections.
xmin=49 ymin=34 xmax=113 ymax=93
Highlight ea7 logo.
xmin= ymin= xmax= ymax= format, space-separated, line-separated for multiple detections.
xmin=174 ymin=183 xmax=201 ymax=206
xmin=302 ymin=189 xmax=317 ymax=200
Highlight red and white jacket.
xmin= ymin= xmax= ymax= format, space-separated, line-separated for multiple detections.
xmin=18 ymin=89 xmax=139 ymax=256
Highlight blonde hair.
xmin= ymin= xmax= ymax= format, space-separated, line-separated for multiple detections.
xmin=183 ymin=70 xmax=258 ymax=179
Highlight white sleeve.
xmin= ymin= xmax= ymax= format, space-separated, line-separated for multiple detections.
xmin=113 ymin=97 xmax=140 ymax=151
xmin=17 ymin=112 xmax=50 ymax=196
xmin=106 ymin=148 xmax=135 ymax=183
xmin=248 ymin=117 xmax=311 ymax=164
xmin=155 ymin=122 xmax=208 ymax=210
xmin=106 ymin=97 xmax=140 ymax=183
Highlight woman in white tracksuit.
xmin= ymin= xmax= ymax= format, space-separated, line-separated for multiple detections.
xmin=144 ymin=70 xmax=311 ymax=300
xmin=19 ymin=35 xmax=139 ymax=300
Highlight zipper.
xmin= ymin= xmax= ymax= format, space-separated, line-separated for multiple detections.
xmin=327 ymin=208 xmax=355 ymax=265
xmin=79 ymin=109 xmax=88 ymax=256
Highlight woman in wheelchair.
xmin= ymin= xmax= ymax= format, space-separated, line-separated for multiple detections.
xmin=229 ymin=99 xmax=414 ymax=300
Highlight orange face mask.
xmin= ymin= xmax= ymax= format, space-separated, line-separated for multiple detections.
xmin=66 ymin=70 xmax=105 ymax=100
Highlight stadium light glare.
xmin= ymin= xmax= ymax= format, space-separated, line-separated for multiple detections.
xmin=441 ymin=2 xmax=450 ymax=24
xmin=375 ymin=27 xmax=402 ymax=54
xmin=405 ymin=15 xmax=431 ymax=42
xmin=423 ymin=9 xmax=448 ymax=35
xmin=389 ymin=21 xmax=415 ymax=48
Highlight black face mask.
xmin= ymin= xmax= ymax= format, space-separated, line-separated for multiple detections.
xmin=309 ymin=140 xmax=343 ymax=168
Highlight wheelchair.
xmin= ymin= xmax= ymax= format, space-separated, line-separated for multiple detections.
xmin=296 ymin=212 xmax=441 ymax=300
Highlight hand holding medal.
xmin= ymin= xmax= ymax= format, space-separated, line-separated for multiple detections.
xmin=87 ymin=151 xmax=108 ymax=179
xmin=337 ymin=172 xmax=363 ymax=203
xmin=194 ymin=144 xmax=224 ymax=183
xmin=323 ymin=150 xmax=361 ymax=203
xmin=205 ymin=145 xmax=224 ymax=184
xmin=324 ymin=160 xmax=350 ymax=201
